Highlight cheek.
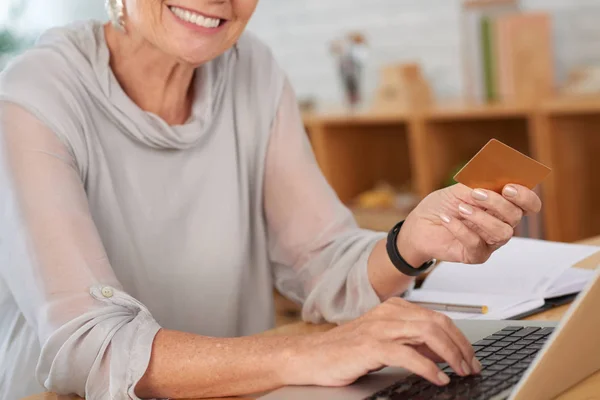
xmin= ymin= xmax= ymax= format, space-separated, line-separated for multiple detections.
xmin=125 ymin=0 xmax=164 ymax=34
xmin=235 ymin=0 xmax=259 ymax=22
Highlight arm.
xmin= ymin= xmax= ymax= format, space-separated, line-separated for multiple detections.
xmin=0 ymin=102 xmax=296 ymax=399
xmin=264 ymin=79 xmax=416 ymax=324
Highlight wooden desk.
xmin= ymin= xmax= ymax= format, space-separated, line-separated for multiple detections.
xmin=23 ymin=236 xmax=600 ymax=400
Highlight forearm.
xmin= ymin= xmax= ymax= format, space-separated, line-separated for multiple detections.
xmin=135 ymin=329 xmax=297 ymax=399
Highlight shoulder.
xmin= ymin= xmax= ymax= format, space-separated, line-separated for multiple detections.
xmin=0 ymin=22 xmax=100 ymax=149
xmin=1 ymin=46 xmax=79 ymax=125
xmin=229 ymin=31 xmax=286 ymax=111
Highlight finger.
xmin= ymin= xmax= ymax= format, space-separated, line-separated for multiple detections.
xmin=414 ymin=344 xmax=444 ymax=363
xmin=458 ymin=203 xmax=514 ymax=246
xmin=470 ymin=188 xmax=524 ymax=227
xmin=439 ymin=213 xmax=489 ymax=263
xmin=380 ymin=344 xmax=450 ymax=386
xmin=429 ymin=312 xmax=480 ymax=374
xmin=374 ymin=302 xmax=479 ymax=374
xmin=398 ymin=320 xmax=472 ymax=377
xmin=502 ymin=184 xmax=542 ymax=214
xmin=390 ymin=299 xmax=478 ymax=371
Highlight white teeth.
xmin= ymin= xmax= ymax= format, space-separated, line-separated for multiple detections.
xmin=169 ymin=6 xmax=221 ymax=28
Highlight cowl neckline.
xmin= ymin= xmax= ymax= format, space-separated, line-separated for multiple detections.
xmin=40 ymin=21 xmax=231 ymax=150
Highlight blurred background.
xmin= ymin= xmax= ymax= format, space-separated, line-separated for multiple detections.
xmin=3 ymin=1 xmax=600 ymax=323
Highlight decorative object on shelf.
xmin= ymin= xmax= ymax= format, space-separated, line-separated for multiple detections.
xmin=330 ymin=32 xmax=368 ymax=109
xmin=352 ymin=182 xmax=420 ymax=232
xmin=372 ymin=63 xmax=434 ymax=112
xmin=562 ymin=66 xmax=600 ymax=96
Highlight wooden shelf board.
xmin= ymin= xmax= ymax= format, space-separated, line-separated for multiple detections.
xmin=540 ymin=97 xmax=600 ymax=116
xmin=303 ymin=110 xmax=408 ymax=128
xmin=425 ymin=102 xmax=531 ymax=121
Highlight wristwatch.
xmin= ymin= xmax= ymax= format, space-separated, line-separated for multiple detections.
xmin=386 ymin=220 xmax=435 ymax=277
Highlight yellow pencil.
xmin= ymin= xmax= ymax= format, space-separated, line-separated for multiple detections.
xmin=412 ymin=302 xmax=489 ymax=314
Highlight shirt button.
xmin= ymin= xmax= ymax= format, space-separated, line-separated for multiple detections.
xmin=101 ymin=286 xmax=114 ymax=298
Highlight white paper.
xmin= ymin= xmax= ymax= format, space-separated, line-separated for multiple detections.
xmin=405 ymin=289 xmax=543 ymax=320
xmin=421 ymin=238 xmax=599 ymax=297
xmin=546 ymin=268 xmax=596 ymax=298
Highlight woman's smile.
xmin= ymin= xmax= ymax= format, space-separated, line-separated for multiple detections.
xmin=166 ymin=4 xmax=228 ymax=34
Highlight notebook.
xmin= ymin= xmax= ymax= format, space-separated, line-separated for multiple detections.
xmin=405 ymin=237 xmax=599 ymax=320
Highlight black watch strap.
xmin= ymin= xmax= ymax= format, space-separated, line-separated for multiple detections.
xmin=386 ymin=220 xmax=435 ymax=277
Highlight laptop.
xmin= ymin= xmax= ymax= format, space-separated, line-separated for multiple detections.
xmin=261 ymin=268 xmax=600 ymax=400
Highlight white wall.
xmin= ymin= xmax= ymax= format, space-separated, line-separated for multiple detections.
xmin=247 ymin=0 xmax=600 ymax=104
xmin=5 ymin=0 xmax=600 ymax=104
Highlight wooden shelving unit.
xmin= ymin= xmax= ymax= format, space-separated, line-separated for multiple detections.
xmin=303 ymin=98 xmax=600 ymax=243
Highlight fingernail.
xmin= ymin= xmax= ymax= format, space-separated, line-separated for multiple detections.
xmin=438 ymin=371 xmax=450 ymax=385
xmin=461 ymin=360 xmax=472 ymax=376
xmin=440 ymin=213 xmax=451 ymax=224
xmin=503 ymin=185 xmax=518 ymax=198
xmin=472 ymin=189 xmax=488 ymax=201
xmin=472 ymin=357 xmax=482 ymax=374
xmin=458 ymin=204 xmax=473 ymax=215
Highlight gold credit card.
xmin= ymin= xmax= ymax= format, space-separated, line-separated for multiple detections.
xmin=454 ymin=139 xmax=551 ymax=193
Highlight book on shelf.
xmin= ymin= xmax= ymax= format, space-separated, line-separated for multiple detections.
xmin=461 ymin=1 xmax=555 ymax=104
xmin=495 ymin=12 xmax=554 ymax=104
xmin=461 ymin=0 xmax=520 ymax=103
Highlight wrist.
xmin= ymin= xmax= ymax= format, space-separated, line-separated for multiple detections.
xmin=278 ymin=334 xmax=324 ymax=386
xmin=396 ymin=220 xmax=432 ymax=268
xmin=275 ymin=335 xmax=312 ymax=386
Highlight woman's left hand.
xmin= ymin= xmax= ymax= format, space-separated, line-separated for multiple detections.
xmin=397 ymin=184 xmax=542 ymax=267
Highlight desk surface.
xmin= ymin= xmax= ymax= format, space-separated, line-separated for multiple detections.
xmin=24 ymin=235 xmax=600 ymax=400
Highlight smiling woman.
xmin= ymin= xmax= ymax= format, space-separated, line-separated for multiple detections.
xmin=0 ymin=1 xmax=543 ymax=400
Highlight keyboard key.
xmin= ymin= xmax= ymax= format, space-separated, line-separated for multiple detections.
xmin=496 ymin=372 xmax=516 ymax=380
xmin=472 ymin=345 xmax=485 ymax=352
xmin=506 ymin=345 xmax=526 ymax=351
xmin=487 ymin=346 xmax=503 ymax=353
xmin=527 ymin=334 xmax=545 ymax=341
xmin=512 ymin=327 xmax=540 ymax=337
xmin=495 ymin=340 xmax=514 ymax=347
xmin=530 ymin=343 xmax=545 ymax=350
xmin=515 ymin=339 xmax=535 ymax=346
xmin=481 ymin=359 xmax=496 ymax=366
xmin=487 ymin=364 xmax=508 ymax=371
xmin=507 ymin=353 xmax=527 ymax=360
xmin=497 ymin=350 xmax=515 ymax=356
xmin=474 ymin=339 xmax=496 ymax=346
xmin=502 ymin=326 xmax=523 ymax=331
xmin=481 ymin=369 xmax=497 ymax=377
xmin=485 ymin=335 xmax=507 ymax=341
xmin=498 ymin=359 xmax=518 ymax=366
xmin=503 ymin=336 xmax=521 ymax=343
xmin=430 ymin=393 xmax=454 ymax=400
xmin=486 ymin=355 xmax=505 ymax=361
xmin=538 ymin=327 xmax=555 ymax=337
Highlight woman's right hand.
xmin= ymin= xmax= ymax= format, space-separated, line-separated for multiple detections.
xmin=288 ymin=298 xmax=481 ymax=388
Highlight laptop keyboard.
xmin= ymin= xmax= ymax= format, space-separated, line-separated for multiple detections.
xmin=364 ymin=326 xmax=554 ymax=400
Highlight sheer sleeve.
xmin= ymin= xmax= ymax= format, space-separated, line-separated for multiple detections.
xmin=265 ymin=80 xmax=394 ymax=324
xmin=0 ymin=102 xmax=160 ymax=399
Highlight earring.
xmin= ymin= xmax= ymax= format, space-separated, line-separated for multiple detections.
xmin=106 ymin=0 xmax=126 ymax=32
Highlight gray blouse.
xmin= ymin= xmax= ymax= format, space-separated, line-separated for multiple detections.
xmin=0 ymin=21 xmax=388 ymax=400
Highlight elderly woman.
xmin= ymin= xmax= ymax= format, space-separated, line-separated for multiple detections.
xmin=0 ymin=1 xmax=542 ymax=399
